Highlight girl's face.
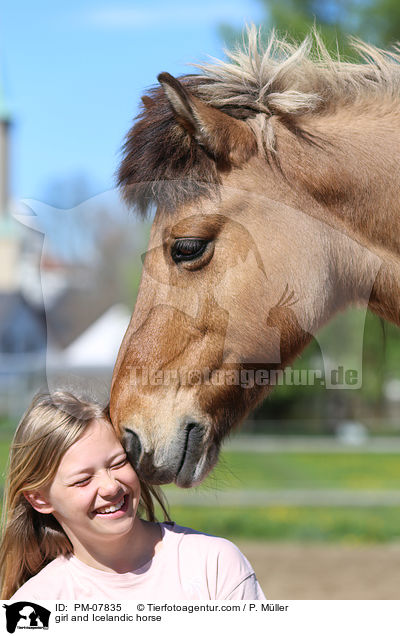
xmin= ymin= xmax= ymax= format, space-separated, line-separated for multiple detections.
xmin=35 ymin=419 xmax=141 ymax=546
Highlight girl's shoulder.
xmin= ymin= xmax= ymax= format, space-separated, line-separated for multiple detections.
xmin=163 ymin=520 xmax=241 ymax=546
xmin=10 ymin=556 xmax=70 ymax=601
xmin=161 ymin=522 xmax=265 ymax=600
xmin=161 ymin=521 xmax=253 ymax=570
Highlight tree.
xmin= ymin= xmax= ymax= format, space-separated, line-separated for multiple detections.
xmin=220 ymin=1 xmax=400 ymax=59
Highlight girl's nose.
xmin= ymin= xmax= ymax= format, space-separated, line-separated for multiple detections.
xmin=96 ymin=470 xmax=120 ymax=496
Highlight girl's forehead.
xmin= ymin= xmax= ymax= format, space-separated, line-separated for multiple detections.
xmin=76 ymin=418 xmax=118 ymax=443
xmin=58 ymin=419 xmax=123 ymax=469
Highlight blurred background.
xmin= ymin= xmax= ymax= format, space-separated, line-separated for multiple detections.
xmin=1 ymin=0 xmax=400 ymax=599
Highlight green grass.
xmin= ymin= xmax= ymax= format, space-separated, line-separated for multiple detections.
xmin=166 ymin=451 xmax=400 ymax=492
xmin=0 ymin=437 xmax=11 ymax=479
xmin=162 ymin=449 xmax=400 ymax=543
xmin=165 ymin=506 xmax=400 ymax=544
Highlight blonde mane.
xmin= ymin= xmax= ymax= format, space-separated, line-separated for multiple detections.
xmin=195 ymin=25 xmax=400 ymax=118
xmin=118 ymin=26 xmax=400 ymax=215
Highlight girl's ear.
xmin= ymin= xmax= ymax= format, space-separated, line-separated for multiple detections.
xmin=23 ymin=491 xmax=54 ymax=515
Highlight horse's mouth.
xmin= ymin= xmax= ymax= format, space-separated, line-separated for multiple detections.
xmin=174 ymin=422 xmax=204 ymax=487
xmin=123 ymin=424 xmax=220 ymax=487
xmin=175 ymin=436 xmax=220 ymax=488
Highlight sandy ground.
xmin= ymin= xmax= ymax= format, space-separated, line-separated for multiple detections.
xmin=236 ymin=541 xmax=400 ymax=599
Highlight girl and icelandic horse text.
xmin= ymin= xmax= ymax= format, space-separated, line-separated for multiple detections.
xmin=110 ymin=27 xmax=400 ymax=488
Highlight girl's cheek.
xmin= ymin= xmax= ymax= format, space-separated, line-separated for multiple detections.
xmin=75 ymin=488 xmax=96 ymax=508
xmin=128 ymin=469 xmax=141 ymax=489
xmin=118 ymin=465 xmax=139 ymax=483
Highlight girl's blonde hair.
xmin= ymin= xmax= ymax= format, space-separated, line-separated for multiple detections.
xmin=0 ymin=390 xmax=170 ymax=599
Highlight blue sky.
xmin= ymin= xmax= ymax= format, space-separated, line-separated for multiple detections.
xmin=1 ymin=1 xmax=264 ymax=203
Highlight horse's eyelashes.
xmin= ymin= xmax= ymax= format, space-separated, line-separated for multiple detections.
xmin=171 ymin=238 xmax=208 ymax=263
xmin=176 ymin=238 xmax=203 ymax=253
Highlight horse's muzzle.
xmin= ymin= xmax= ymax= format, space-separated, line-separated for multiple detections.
xmin=122 ymin=421 xmax=208 ymax=487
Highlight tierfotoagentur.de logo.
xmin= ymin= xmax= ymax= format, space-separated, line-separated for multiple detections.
xmin=2 ymin=602 xmax=51 ymax=633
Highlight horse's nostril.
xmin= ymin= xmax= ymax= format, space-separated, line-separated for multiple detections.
xmin=122 ymin=429 xmax=142 ymax=468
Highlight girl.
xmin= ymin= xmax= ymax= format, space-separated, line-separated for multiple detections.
xmin=0 ymin=390 xmax=265 ymax=600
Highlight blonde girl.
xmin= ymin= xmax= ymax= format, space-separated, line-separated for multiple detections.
xmin=0 ymin=391 xmax=265 ymax=600
xmin=0 ymin=391 xmax=168 ymax=599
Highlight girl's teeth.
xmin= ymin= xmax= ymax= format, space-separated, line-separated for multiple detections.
xmin=98 ymin=497 xmax=124 ymax=514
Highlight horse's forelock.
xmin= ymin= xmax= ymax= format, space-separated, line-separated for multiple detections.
xmin=117 ymin=78 xmax=224 ymax=217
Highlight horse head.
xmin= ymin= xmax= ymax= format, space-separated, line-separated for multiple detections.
xmin=110 ymin=30 xmax=391 ymax=486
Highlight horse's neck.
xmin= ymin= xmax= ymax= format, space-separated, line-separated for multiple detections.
xmin=279 ymin=103 xmax=400 ymax=327
xmin=315 ymin=105 xmax=400 ymax=254
xmin=279 ymin=102 xmax=400 ymax=244
xmin=365 ymin=246 xmax=400 ymax=326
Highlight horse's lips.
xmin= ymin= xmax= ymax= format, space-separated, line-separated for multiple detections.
xmin=174 ymin=455 xmax=210 ymax=488
xmin=173 ymin=422 xmax=206 ymax=487
xmin=175 ymin=440 xmax=220 ymax=488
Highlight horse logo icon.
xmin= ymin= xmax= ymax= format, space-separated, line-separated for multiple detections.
xmin=2 ymin=602 xmax=50 ymax=633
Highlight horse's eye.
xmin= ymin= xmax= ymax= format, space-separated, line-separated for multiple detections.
xmin=171 ymin=238 xmax=208 ymax=263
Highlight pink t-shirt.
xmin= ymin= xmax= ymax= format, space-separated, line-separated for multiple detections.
xmin=11 ymin=522 xmax=265 ymax=600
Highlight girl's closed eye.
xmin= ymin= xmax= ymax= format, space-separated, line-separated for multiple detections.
xmin=71 ymin=456 xmax=128 ymax=486
xmin=110 ymin=456 xmax=128 ymax=470
xmin=71 ymin=476 xmax=92 ymax=487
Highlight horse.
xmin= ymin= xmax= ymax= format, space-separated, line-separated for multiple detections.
xmin=109 ymin=26 xmax=400 ymax=487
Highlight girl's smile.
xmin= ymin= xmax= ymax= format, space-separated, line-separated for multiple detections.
xmin=94 ymin=494 xmax=129 ymax=517
xmin=31 ymin=419 xmax=142 ymax=547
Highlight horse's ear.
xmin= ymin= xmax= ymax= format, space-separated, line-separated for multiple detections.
xmin=157 ymin=72 xmax=257 ymax=167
